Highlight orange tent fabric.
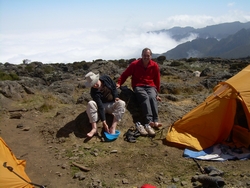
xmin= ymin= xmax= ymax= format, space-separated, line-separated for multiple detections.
xmin=166 ymin=65 xmax=250 ymax=151
xmin=0 ymin=137 xmax=33 ymax=188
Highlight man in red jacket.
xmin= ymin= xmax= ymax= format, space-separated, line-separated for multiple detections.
xmin=117 ymin=48 xmax=162 ymax=136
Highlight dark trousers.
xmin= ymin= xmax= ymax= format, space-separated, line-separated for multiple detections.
xmin=134 ymin=86 xmax=159 ymax=124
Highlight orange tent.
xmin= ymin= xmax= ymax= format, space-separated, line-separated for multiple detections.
xmin=166 ymin=65 xmax=250 ymax=151
xmin=0 ymin=137 xmax=34 ymax=188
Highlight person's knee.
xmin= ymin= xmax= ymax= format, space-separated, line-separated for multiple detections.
xmin=136 ymin=93 xmax=149 ymax=103
xmin=118 ymin=100 xmax=126 ymax=108
xmin=113 ymin=100 xmax=126 ymax=115
xmin=87 ymin=100 xmax=97 ymax=112
xmin=88 ymin=100 xmax=96 ymax=107
xmin=149 ymin=95 xmax=156 ymax=101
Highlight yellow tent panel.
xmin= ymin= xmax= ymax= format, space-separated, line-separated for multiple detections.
xmin=166 ymin=65 xmax=250 ymax=151
xmin=0 ymin=137 xmax=34 ymax=188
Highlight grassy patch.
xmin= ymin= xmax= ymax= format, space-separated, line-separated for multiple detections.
xmin=19 ymin=95 xmax=45 ymax=109
xmin=38 ymin=102 xmax=54 ymax=112
xmin=18 ymin=92 xmax=62 ymax=113
xmin=0 ymin=71 xmax=20 ymax=81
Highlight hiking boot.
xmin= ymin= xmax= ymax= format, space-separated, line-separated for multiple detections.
xmin=135 ymin=122 xmax=148 ymax=136
xmin=204 ymin=166 xmax=224 ymax=176
xmin=145 ymin=124 xmax=155 ymax=136
xmin=192 ymin=175 xmax=225 ymax=187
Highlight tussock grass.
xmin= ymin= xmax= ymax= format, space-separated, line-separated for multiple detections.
xmin=0 ymin=71 xmax=20 ymax=81
xmin=37 ymin=102 xmax=54 ymax=112
xmin=18 ymin=92 xmax=68 ymax=115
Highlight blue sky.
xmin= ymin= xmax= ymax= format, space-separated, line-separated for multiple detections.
xmin=1 ymin=0 xmax=250 ymax=64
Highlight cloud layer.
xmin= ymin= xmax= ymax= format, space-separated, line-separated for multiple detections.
xmin=1 ymin=10 xmax=250 ymax=64
xmin=1 ymin=27 xmax=197 ymax=64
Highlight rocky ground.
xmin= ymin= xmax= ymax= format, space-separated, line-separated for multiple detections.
xmin=1 ymin=57 xmax=250 ymax=188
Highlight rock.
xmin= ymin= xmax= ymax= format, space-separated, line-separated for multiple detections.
xmin=122 ymin=178 xmax=129 ymax=184
xmin=71 ymin=162 xmax=91 ymax=172
xmin=73 ymin=172 xmax=86 ymax=180
xmin=10 ymin=112 xmax=22 ymax=119
xmin=193 ymin=71 xmax=201 ymax=77
xmin=0 ymin=81 xmax=25 ymax=100
xmin=91 ymin=152 xmax=98 ymax=157
xmin=110 ymin=150 xmax=118 ymax=153
xmin=172 ymin=177 xmax=180 ymax=183
xmin=55 ymin=172 xmax=63 ymax=177
xmin=200 ymin=67 xmax=213 ymax=77
xmin=84 ymin=146 xmax=92 ymax=150
xmin=22 ymin=127 xmax=30 ymax=131
xmin=181 ymin=181 xmax=188 ymax=186
xmin=61 ymin=164 xmax=67 ymax=169
xmin=21 ymin=84 xmax=35 ymax=94
xmin=16 ymin=123 xmax=24 ymax=128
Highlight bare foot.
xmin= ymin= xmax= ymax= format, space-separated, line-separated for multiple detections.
xmin=149 ymin=122 xmax=155 ymax=127
xmin=154 ymin=122 xmax=162 ymax=128
xmin=149 ymin=122 xmax=162 ymax=129
xmin=87 ymin=128 xmax=97 ymax=137
xmin=109 ymin=127 xmax=116 ymax=134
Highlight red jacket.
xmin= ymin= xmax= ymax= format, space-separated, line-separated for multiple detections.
xmin=117 ymin=59 xmax=160 ymax=92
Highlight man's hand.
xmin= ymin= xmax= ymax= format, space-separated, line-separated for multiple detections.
xmin=156 ymin=95 xmax=162 ymax=102
xmin=116 ymin=83 xmax=120 ymax=88
xmin=102 ymin=121 xmax=110 ymax=133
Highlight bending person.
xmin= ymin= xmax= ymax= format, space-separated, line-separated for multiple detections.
xmin=85 ymin=71 xmax=126 ymax=137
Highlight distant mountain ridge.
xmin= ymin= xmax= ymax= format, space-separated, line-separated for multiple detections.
xmin=152 ymin=21 xmax=250 ymax=59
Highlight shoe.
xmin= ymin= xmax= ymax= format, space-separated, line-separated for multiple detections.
xmin=145 ymin=124 xmax=155 ymax=136
xmin=124 ymin=134 xmax=136 ymax=143
xmin=204 ymin=166 xmax=224 ymax=176
xmin=133 ymin=130 xmax=141 ymax=137
xmin=135 ymin=122 xmax=148 ymax=136
xmin=192 ymin=175 xmax=225 ymax=187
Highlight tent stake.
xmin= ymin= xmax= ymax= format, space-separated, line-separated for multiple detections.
xmin=193 ymin=159 xmax=205 ymax=174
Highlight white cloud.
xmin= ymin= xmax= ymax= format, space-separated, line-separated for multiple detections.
xmin=140 ymin=11 xmax=250 ymax=30
xmin=227 ymin=2 xmax=235 ymax=7
xmin=1 ymin=27 xmax=196 ymax=64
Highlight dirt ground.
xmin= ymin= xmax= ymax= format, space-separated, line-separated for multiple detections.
xmin=1 ymin=92 xmax=250 ymax=188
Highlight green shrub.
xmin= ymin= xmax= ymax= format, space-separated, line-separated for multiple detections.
xmin=187 ymin=57 xmax=198 ymax=62
xmin=25 ymin=64 xmax=34 ymax=72
xmin=170 ymin=61 xmax=183 ymax=66
xmin=113 ymin=59 xmax=129 ymax=68
xmin=229 ymin=63 xmax=248 ymax=70
xmin=72 ymin=61 xmax=88 ymax=70
xmin=43 ymin=66 xmax=55 ymax=74
xmin=118 ymin=59 xmax=128 ymax=68
xmin=156 ymin=56 xmax=166 ymax=64
xmin=0 ymin=71 xmax=20 ymax=81
xmin=9 ymin=73 xmax=20 ymax=80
